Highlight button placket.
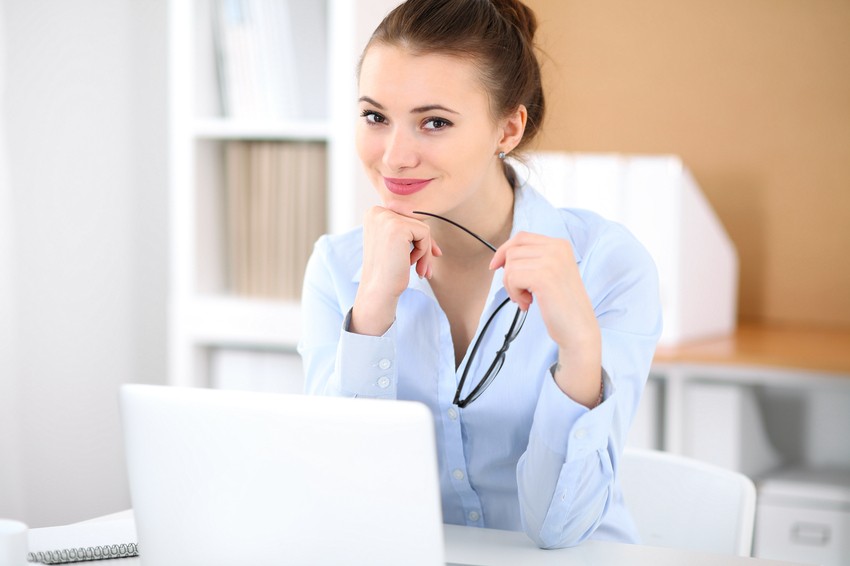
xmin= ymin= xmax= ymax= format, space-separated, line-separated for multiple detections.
xmin=433 ymin=302 xmax=483 ymax=527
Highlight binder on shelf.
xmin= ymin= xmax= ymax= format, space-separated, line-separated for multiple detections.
xmin=285 ymin=0 xmax=327 ymax=120
xmin=523 ymin=152 xmax=739 ymax=345
xmin=212 ymin=0 xmax=299 ymax=120
xmin=223 ymin=140 xmax=327 ymax=300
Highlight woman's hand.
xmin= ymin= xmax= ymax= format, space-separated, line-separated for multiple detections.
xmin=350 ymin=206 xmax=441 ymax=336
xmin=490 ymin=232 xmax=602 ymax=406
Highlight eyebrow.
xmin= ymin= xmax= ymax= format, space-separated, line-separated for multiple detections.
xmin=359 ymin=96 xmax=459 ymax=115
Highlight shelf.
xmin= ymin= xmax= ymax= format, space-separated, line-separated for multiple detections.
xmin=187 ymin=295 xmax=302 ymax=350
xmin=650 ymin=322 xmax=850 ymax=483
xmin=169 ymin=0 xmax=407 ymax=386
xmin=653 ymin=322 xmax=850 ymax=376
xmin=193 ymin=118 xmax=330 ymax=141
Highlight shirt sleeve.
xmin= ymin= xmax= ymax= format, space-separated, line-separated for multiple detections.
xmin=516 ymin=223 xmax=663 ymax=549
xmin=298 ymin=237 xmax=400 ymax=399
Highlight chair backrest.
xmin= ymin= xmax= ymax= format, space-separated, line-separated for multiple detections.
xmin=620 ymin=447 xmax=757 ymax=556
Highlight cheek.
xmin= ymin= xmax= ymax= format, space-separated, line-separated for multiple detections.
xmin=441 ymin=135 xmax=494 ymax=179
xmin=355 ymin=127 xmax=386 ymax=168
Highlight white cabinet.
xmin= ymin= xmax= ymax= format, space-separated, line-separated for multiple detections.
xmin=167 ymin=0 xmax=396 ymax=387
xmin=645 ymin=325 xmax=850 ymax=562
xmin=754 ymin=467 xmax=850 ymax=566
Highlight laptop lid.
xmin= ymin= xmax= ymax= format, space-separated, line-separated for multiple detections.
xmin=120 ymin=384 xmax=445 ymax=566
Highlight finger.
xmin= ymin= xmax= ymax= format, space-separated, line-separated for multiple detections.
xmin=413 ymin=238 xmax=442 ymax=262
xmin=511 ymin=290 xmax=533 ymax=311
xmin=432 ymin=240 xmax=443 ymax=257
xmin=489 ymin=230 xmax=548 ymax=269
xmin=409 ymin=230 xmax=434 ymax=277
xmin=490 ymin=240 xmax=510 ymax=270
xmin=502 ymin=271 xmax=534 ymax=311
xmin=411 ymin=244 xmax=430 ymax=277
xmin=502 ymin=255 xmax=564 ymax=293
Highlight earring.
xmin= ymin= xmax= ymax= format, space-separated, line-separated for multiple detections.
xmin=498 ymin=151 xmax=506 ymax=160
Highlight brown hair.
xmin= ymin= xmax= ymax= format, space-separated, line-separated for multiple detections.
xmin=360 ymin=0 xmax=545 ymax=157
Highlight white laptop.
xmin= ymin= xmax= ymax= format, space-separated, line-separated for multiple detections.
xmin=120 ymin=384 xmax=446 ymax=566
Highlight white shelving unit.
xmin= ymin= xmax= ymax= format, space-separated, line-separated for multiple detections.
xmin=167 ymin=0 xmax=395 ymax=387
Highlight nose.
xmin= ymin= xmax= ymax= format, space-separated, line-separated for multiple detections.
xmin=382 ymin=126 xmax=419 ymax=172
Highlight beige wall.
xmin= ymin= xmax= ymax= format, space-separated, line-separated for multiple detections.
xmin=525 ymin=0 xmax=850 ymax=328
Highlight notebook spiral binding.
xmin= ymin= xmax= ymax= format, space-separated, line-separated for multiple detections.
xmin=27 ymin=543 xmax=139 ymax=564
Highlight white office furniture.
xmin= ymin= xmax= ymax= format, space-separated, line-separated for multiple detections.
xmin=648 ymin=325 xmax=850 ymax=565
xmin=754 ymin=467 xmax=850 ymax=566
xmin=620 ymin=447 xmax=757 ymax=556
xmin=28 ymin=510 xmax=809 ymax=566
xmin=168 ymin=0 xmax=398 ymax=388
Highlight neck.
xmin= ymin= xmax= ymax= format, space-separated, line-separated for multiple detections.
xmin=425 ymin=174 xmax=515 ymax=259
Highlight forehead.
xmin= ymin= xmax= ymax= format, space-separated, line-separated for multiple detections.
xmin=359 ymin=43 xmax=490 ymax=109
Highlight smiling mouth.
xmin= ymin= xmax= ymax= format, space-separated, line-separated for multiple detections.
xmin=383 ymin=177 xmax=432 ymax=195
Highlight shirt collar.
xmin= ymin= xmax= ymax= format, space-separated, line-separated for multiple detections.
xmin=510 ymin=182 xmax=582 ymax=264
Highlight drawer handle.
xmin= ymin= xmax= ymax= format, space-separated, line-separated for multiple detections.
xmin=791 ymin=522 xmax=831 ymax=546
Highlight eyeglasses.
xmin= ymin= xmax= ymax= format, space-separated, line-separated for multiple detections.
xmin=413 ymin=211 xmax=527 ymax=408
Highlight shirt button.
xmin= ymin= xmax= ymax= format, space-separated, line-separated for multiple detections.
xmin=377 ymin=376 xmax=391 ymax=389
xmin=574 ymin=428 xmax=588 ymax=440
xmin=448 ymin=408 xmax=458 ymax=421
xmin=378 ymin=358 xmax=392 ymax=370
xmin=452 ymin=469 xmax=465 ymax=481
xmin=468 ymin=511 xmax=480 ymax=522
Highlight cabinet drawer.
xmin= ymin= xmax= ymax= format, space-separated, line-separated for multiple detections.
xmin=754 ymin=502 xmax=850 ymax=566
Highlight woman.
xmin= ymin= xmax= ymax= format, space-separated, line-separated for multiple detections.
xmin=298 ymin=0 xmax=662 ymax=549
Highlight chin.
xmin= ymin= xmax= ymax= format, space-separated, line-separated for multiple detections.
xmin=381 ymin=196 xmax=419 ymax=217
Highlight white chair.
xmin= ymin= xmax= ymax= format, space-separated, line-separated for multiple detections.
xmin=619 ymin=447 xmax=757 ymax=556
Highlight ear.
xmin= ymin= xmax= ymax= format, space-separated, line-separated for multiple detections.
xmin=497 ymin=104 xmax=528 ymax=154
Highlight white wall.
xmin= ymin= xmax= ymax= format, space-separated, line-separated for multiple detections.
xmin=1 ymin=0 xmax=168 ymax=527
xmin=0 ymin=0 xmax=26 ymax=524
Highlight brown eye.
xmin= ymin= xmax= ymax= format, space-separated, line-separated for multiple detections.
xmin=360 ymin=110 xmax=386 ymax=125
xmin=423 ymin=117 xmax=452 ymax=131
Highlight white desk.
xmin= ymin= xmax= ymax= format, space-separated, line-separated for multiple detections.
xmin=28 ymin=510 xmax=810 ymax=566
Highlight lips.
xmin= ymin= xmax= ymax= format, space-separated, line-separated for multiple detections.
xmin=383 ymin=177 xmax=432 ymax=196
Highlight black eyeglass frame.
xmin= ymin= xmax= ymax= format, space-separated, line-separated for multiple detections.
xmin=413 ymin=211 xmax=527 ymax=408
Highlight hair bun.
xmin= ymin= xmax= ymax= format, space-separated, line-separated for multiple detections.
xmin=490 ymin=0 xmax=538 ymax=43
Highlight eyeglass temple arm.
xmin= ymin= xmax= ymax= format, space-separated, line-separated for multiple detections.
xmin=412 ymin=211 xmax=497 ymax=252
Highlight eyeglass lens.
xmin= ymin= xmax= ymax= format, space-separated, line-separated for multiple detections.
xmin=454 ymin=300 xmax=527 ymax=408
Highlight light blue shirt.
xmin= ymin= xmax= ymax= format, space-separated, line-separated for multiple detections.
xmin=298 ymin=184 xmax=662 ymax=549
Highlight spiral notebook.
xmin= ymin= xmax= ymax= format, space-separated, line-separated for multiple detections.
xmin=27 ymin=516 xmax=138 ymax=564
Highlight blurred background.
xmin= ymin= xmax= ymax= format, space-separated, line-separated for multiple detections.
xmin=1 ymin=0 xmax=168 ymax=527
xmin=0 ymin=2 xmax=848 ymax=559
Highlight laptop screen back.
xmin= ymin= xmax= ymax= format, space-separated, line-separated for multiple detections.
xmin=120 ymin=384 xmax=445 ymax=566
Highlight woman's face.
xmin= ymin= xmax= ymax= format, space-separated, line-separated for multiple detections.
xmin=356 ymin=44 xmax=509 ymax=216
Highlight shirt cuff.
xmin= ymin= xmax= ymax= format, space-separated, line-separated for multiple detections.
xmin=336 ymin=308 xmax=398 ymax=399
xmin=530 ymin=367 xmax=616 ymax=461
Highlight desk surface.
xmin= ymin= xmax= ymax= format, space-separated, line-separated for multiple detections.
xmin=26 ymin=510 xmax=810 ymax=566
xmin=653 ymin=322 xmax=850 ymax=375
xmin=442 ymin=523 xmax=807 ymax=566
